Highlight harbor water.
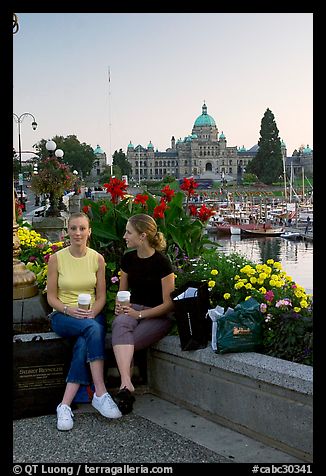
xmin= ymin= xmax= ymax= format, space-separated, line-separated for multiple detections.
xmin=208 ymin=234 xmax=313 ymax=295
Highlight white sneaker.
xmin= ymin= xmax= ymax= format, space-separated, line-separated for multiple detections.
xmin=56 ymin=403 xmax=74 ymax=431
xmin=92 ymin=392 xmax=122 ymax=419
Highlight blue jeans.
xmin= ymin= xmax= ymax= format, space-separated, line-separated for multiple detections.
xmin=50 ymin=312 xmax=106 ymax=385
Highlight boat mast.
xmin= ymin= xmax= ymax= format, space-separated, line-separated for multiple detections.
xmin=282 ymin=148 xmax=287 ymax=202
xmin=108 ymin=66 xmax=112 ymax=176
xmin=289 ymin=163 xmax=293 ymax=203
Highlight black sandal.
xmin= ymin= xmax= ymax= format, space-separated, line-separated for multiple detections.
xmin=114 ymin=387 xmax=135 ymax=415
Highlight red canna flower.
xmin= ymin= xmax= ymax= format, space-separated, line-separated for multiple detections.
xmin=189 ymin=205 xmax=198 ymax=217
xmin=103 ymin=178 xmax=128 ymax=204
xmin=180 ymin=177 xmax=199 ymax=197
xmin=99 ymin=204 xmax=107 ymax=214
xmin=82 ymin=205 xmax=90 ymax=214
xmin=161 ymin=185 xmax=175 ymax=202
xmin=134 ymin=193 xmax=149 ymax=205
xmin=153 ymin=199 xmax=169 ymax=219
xmin=197 ymin=204 xmax=216 ymax=222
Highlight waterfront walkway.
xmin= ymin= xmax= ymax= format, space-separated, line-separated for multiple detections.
xmin=13 ymin=390 xmax=305 ymax=464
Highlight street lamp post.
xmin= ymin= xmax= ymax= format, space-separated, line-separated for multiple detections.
xmin=13 ymin=113 xmax=37 ymax=207
xmin=44 ymin=140 xmax=65 ymax=215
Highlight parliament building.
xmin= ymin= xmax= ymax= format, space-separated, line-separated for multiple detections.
xmin=125 ymin=103 xmax=287 ymax=182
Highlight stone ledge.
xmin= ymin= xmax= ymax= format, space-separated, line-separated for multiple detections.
xmin=147 ymin=336 xmax=313 ymax=462
xmin=151 ymin=336 xmax=313 ymax=395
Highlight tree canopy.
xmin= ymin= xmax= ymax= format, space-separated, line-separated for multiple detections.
xmin=34 ymin=135 xmax=96 ymax=178
xmin=246 ymin=108 xmax=283 ymax=185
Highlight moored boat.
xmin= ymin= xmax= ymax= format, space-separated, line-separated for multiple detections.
xmin=280 ymin=231 xmax=302 ymax=240
xmin=242 ymin=227 xmax=285 ymax=236
xmin=213 ymin=222 xmax=274 ymax=235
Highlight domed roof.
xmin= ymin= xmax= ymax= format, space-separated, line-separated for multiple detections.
xmin=238 ymin=145 xmax=247 ymax=152
xmin=94 ymin=144 xmax=105 ymax=155
xmin=147 ymin=141 xmax=154 ymax=149
xmin=194 ymin=103 xmax=216 ymax=127
xmin=127 ymin=141 xmax=134 ymax=148
xmin=219 ymin=131 xmax=226 ymax=139
xmin=303 ymin=144 xmax=312 ymax=154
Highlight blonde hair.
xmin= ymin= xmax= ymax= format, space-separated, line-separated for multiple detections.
xmin=68 ymin=212 xmax=90 ymax=227
xmin=128 ymin=214 xmax=166 ymax=251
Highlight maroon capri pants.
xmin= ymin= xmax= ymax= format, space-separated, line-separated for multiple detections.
xmin=111 ymin=304 xmax=173 ymax=351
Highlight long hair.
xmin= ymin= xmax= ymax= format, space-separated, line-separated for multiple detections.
xmin=128 ymin=214 xmax=166 ymax=251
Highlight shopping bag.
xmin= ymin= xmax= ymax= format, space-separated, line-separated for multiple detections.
xmin=73 ymin=384 xmax=95 ymax=403
xmin=215 ymin=298 xmax=264 ymax=354
xmin=207 ymin=304 xmax=234 ymax=352
xmin=171 ymin=280 xmax=210 ymax=351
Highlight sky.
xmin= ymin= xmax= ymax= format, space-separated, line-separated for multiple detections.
xmin=13 ymin=12 xmax=313 ymax=164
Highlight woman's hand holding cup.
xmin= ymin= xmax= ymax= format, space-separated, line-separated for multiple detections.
xmin=115 ymin=291 xmax=131 ymax=315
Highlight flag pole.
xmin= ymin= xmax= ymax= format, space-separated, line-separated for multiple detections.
xmin=108 ymin=66 xmax=113 ymax=176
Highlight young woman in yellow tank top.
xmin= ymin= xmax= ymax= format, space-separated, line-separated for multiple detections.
xmin=47 ymin=212 xmax=121 ymax=431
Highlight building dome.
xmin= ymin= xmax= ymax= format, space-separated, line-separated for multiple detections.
xmin=94 ymin=144 xmax=105 ymax=155
xmin=127 ymin=141 xmax=134 ymax=149
xmin=303 ymin=144 xmax=312 ymax=154
xmin=219 ymin=131 xmax=226 ymax=139
xmin=147 ymin=141 xmax=154 ymax=149
xmin=194 ymin=103 xmax=216 ymax=127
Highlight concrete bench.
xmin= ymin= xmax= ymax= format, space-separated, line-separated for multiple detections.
xmin=12 ymin=331 xmax=148 ymax=387
xmin=147 ymin=336 xmax=313 ymax=462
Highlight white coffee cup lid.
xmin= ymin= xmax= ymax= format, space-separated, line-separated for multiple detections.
xmin=78 ymin=293 xmax=91 ymax=304
xmin=117 ymin=291 xmax=131 ymax=301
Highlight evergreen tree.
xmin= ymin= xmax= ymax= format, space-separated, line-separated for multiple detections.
xmin=112 ymin=148 xmax=132 ymax=177
xmin=246 ymin=108 xmax=283 ymax=184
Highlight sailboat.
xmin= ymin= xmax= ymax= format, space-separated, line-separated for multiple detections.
xmin=242 ymin=226 xmax=285 ymax=236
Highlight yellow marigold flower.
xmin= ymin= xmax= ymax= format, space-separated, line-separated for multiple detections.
xmin=267 ymin=259 xmax=274 ymax=265
xmin=223 ymin=293 xmax=231 ymax=300
xmin=259 ymin=272 xmax=267 ymax=280
xmin=276 ymin=280 xmax=285 ymax=288
xmin=245 ymin=295 xmax=251 ymax=300
xmin=300 ymin=300 xmax=308 ymax=309
xmin=234 ymin=275 xmax=240 ymax=280
xmin=294 ymin=307 xmax=301 ymax=313
xmin=210 ymin=269 xmax=218 ymax=276
xmin=250 ymin=277 xmax=257 ymax=284
xmin=208 ymin=280 xmax=216 ymax=288
xmin=245 ymin=283 xmax=252 ymax=289
xmin=259 ymin=287 xmax=267 ymax=294
xmin=294 ymin=290 xmax=303 ymax=298
xmin=273 ymin=262 xmax=282 ymax=270
xmin=234 ymin=281 xmax=244 ymax=289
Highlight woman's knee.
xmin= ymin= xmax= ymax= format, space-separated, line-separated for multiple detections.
xmin=84 ymin=319 xmax=105 ymax=342
xmin=112 ymin=314 xmax=137 ymax=332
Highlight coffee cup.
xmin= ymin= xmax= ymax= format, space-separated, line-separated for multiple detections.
xmin=116 ymin=291 xmax=131 ymax=305
xmin=78 ymin=293 xmax=91 ymax=310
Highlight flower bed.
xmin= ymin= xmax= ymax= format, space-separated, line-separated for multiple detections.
xmin=17 ymin=177 xmax=313 ymax=366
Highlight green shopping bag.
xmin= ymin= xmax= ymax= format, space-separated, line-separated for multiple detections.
xmin=216 ymin=298 xmax=264 ymax=354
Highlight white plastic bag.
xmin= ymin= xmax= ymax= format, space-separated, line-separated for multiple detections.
xmin=207 ymin=305 xmax=234 ymax=351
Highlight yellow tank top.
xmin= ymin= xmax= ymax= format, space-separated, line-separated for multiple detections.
xmin=55 ymin=247 xmax=99 ymax=308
